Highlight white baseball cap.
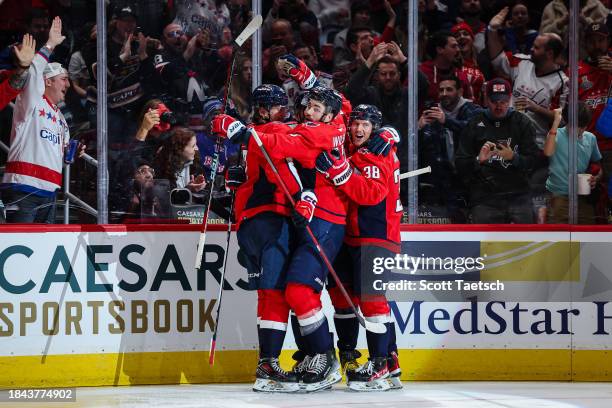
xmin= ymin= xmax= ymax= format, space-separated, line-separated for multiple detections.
xmin=43 ymin=62 xmax=68 ymax=79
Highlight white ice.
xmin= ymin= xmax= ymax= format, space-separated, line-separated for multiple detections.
xmin=65 ymin=382 xmax=612 ymax=408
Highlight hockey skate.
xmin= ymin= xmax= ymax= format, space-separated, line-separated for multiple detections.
xmin=339 ymin=349 xmax=362 ymax=374
xmin=253 ymin=358 xmax=300 ymax=393
xmin=386 ymin=351 xmax=403 ymax=389
xmin=346 ymin=357 xmax=391 ymax=392
xmin=301 ymin=350 xmax=342 ymax=392
xmin=290 ymin=351 xmax=312 ymax=391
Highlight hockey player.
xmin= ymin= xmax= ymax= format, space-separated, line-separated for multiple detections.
xmin=316 ymin=104 xmax=403 ymax=391
xmin=229 ymin=84 xmax=302 ymax=393
xmin=212 ymin=57 xmax=350 ymax=391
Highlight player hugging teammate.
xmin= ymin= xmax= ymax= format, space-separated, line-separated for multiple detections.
xmin=210 ymin=54 xmax=402 ymax=393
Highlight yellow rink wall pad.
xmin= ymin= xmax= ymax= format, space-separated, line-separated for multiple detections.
xmin=2 ymin=349 xmax=611 ymax=388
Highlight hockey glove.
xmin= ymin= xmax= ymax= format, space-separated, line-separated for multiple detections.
xmin=277 ymin=54 xmax=318 ymax=90
xmin=226 ymin=165 xmax=246 ymax=190
xmin=315 ymin=149 xmax=353 ymax=186
xmin=292 ymin=190 xmax=317 ymax=228
xmin=211 ymin=114 xmax=250 ymax=144
xmin=367 ymin=126 xmax=401 ymax=157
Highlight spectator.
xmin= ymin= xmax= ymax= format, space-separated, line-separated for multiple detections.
xmin=577 ymin=23 xmax=612 ymax=158
xmin=540 ymin=0 xmax=609 ymax=42
xmin=124 ymin=161 xmax=164 ymax=219
xmin=455 ymin=78 xmax=539 ymax=224
xmin=451 ymin=22 xmax=485 ymax=104
xmin=308 ymin=0 xmax=350 ymax=44
xmin=0 ymin=0 xmax=35 ymax=46
xmin=544 ymin=103 xmax=602 ymax=224
xmin=83 ymin=6 xmax=156 ymax=155
xmin=438 ymin=75 xmax=484 ymax=141
xmin=333 ymin=0 xmax=396 ymax=69
xmin=172 ymin=0 xmax=230 ymax=43
xmin=0 ymin=8 xmax=49 ymax=70
xmin=344 ymin=42 xmax=411 ymax=131
xmin=457 ymin=0 xmax=486 ymax=53
xmin=1 ymin=18 xmax=70 ymax=223
xmin=154 ymin=23 xmax=226 ymax=131
xmin=153 ymin=126 xmax=206 ymax=192
xmin=109 ymin=0 xmax=167 ymax=38
xmin=0 ymin=34 xmax=36 ymax=110
xmin=198 ymin=97 xmax=241 ymax=182
xmin=263 ymin=19 xmax=296 ymax=85
xmin=109 ymin=98 xmax=177 ymax=214
xmin=68 ymin=23 xmax=96 ymax=101
xmin=488 ymin=7 xmax=569 ymax=149
xmin=420 ymin=30 xmax=474 ymax=103
xmin=263 ymin=0 xmax=319 ymax=40
xmin=228 ymin=55 xmax=253 ymax=121
xmin=503 ymin=2 xmax=538 ymax=55
xmin=334 ymin=25 xmax=374 ymax=74
xmin=416 ymin=76 xmax=483 ymax=220
xmin=282 ymin=43 xmax=333 ymax=110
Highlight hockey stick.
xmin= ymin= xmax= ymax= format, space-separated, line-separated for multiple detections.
xmin=195 ymin=15 xmax=263 ymax=270
xmin=249 ymin=128 xmax=387 ymax=334
xmin=208 ymin=191 xmax=236 ymax=366
xmin=399 ymin=166 xmax=431 ymax=180
xmin=194 ymin=144 xmax=222 ymax=270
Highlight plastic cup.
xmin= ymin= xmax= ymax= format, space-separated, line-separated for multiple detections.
xmin=577 ymin=174 xmax=591 ymax=195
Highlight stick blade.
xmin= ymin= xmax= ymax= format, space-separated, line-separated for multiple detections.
xmin=234 ymin=14 xmax=262 ymax=47
xmin=356 ymin=314 xmax=387 ymax=334
xmin=365 ymin=320 xmax=387 ymax=334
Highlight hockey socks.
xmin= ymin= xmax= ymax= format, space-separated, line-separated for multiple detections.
xmin=333 ymin=307 xmax=359 ymax=352
xmin=258 ymin=289 xmax=290 ymax=359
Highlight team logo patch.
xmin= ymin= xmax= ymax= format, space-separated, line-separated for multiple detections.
xmin=581 ymin=76 xmax=593 ymax=90
xmin=493 ymin=84 xmax=506 ymax=93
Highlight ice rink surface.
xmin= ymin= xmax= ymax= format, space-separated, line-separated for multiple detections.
xmin=57 ymin=382 xmax=612 ymax=408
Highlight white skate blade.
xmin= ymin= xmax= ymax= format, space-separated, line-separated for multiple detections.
xmin=347 ymin=378 xmax=392 ymax=392
xmin=387 ymin=376 xmax=403 ymax=389
xmin=253 ymin=378 xmax=300 ymax=393
xmin=302 ymin=369 xmax=342 ymax=393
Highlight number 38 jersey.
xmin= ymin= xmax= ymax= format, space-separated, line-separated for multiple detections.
xmin=337 ymin=146 xmax=402 ymax=252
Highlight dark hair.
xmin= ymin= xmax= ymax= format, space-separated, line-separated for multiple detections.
xmin=154 ymin=127 xmax=198 ymax=188
xmin=428 ymin=30 xmax=454 ymax=58
xmin=563 ymin=101 xmax=593 ymax=128
xmin=439 ymin=75 xmax=462 ymax=90
xmin=376 ymin=56 xmax=399 ymax=68
xmin=351 ymin=0 xmax=370 ymax=17
xmin=346 ymin=26 xmax=371 ymax=47
xmin=544 ymin=34 xmax=564 ymax=59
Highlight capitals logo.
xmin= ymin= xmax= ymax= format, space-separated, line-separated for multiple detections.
xmin=40 ymin=128 xmax=61 ymax=145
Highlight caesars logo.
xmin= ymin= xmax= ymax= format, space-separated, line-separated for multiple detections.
xmin=0 ymin=243 xmax=250 ymax=337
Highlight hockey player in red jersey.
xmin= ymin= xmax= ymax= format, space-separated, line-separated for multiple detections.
xmin=316 ymin=104 xmax=403 ymax=391
xmin=212 ymin=54 xmax=352 ymax=392
xmin=228 ymin=84 xmax=302 ymax=393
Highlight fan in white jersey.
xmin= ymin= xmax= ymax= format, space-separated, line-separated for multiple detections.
xmin=1 ymin=17 xmax=72 ymax=223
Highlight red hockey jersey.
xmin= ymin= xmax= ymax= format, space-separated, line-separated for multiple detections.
xmin=256 ymin=116 xmax=349 ymax=225
xmin=339 ymin=146 xmax=402 ymax=252
xmin=419 ymin=60 xmax=475 ymax=103
xmin=576 ymin=61 xmax=612 ymax=151
xmin=234 ymin=121 xmax=302 ymax=228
